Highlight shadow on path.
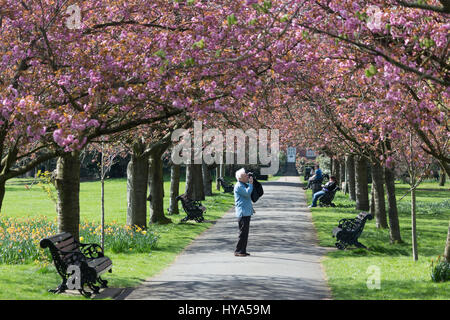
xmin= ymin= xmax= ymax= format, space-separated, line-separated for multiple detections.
xmin=124 ymin=176 xmax=332 ymax=300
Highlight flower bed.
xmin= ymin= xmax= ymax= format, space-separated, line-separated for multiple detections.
xmin=0 ymin=216 xmax=159 ymax=264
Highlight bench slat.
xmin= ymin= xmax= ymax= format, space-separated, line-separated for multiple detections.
xmin=56 ymin=238 xmax=79 ymax=251
xmin=46 ymin=232 xmax=73 ymax=243
xmin=88 ymin=257 xmax=112 ymax=275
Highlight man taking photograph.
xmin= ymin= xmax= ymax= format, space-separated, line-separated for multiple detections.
xmin=233 ymin=168 xmax=254 ymax=257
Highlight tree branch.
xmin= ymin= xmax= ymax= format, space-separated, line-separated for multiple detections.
xmin=396 ymin=0 xmax=450 ymax=14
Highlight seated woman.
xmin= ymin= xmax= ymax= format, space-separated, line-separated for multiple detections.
xmin=308 ymin=176 xmax=338 ymax=208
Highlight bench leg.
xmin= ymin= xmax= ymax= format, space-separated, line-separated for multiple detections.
xmin=354 ymin=241 xmax=367 ymax=249
xmin=97 ymin=277 xmax=108 ymax=288
xmin=49 ymin=282 xmax=67 ymax=294
xmin=88 ymin=283 xmax=100 ymax=294
xmin=335 ymin=242 xmax=346 ymax=250
xmin=78 ymin=287 xmax=92 ymax=298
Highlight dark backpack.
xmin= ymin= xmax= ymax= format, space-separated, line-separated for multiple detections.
xmin=251 ymin=178 xmax=264 ymax=203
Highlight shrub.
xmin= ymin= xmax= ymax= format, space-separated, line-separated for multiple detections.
xmin=430 ymin=256 xmax=450 ymax=282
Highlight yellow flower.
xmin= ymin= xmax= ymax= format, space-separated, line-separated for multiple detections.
xmin=79 ymin=236 xmax=84 ymax=242
xmin=142 ymin=231 xmax=147 ymax=235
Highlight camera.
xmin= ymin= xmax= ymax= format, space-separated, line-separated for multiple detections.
xmin=247 ymin=172 xmax=254 ymax=177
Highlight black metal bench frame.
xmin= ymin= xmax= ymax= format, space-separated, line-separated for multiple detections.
xmin=311 ymin=180 xmax=323 ymax=194
xmin=332 ymin=212 xmax=373 ymax=250
xmin=176 ymin=194 xmax=205 ymax=223
xmin=40 ymin=232 xmax=112 ymax=297
xmin=318 ymin=186 xmax=340 ymax=207
xmin=217 ymin=177 xmax=234 ymax=193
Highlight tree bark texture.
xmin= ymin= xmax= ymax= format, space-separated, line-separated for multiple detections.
xmin=355 ymin=156 xmax=370 ymax=211
xmin=384 ymin=166 xmax=402 ymax=243
xmin=126 ymin=142 xmax=149 ymax=229
xmin=345 ymin=155 xmax=356 ymax=201
xmin=168 ymin=164 xmax=180 ymax=215
xmin=148 ymin=148 xmax=171 ymax=224
xmin=371 ymin=162 xmax=388 ymax=229
xmin=55 ymin=151 xmax=81 ymax=241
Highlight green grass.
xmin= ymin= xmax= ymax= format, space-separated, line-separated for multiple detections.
xmin=304 ymin=178 xmax=450 ymax=299
xmin=0 ymin=176 xmax=235 ymax=300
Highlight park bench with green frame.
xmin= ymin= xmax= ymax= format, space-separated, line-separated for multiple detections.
xmin=217 ymin=177 xmax=234 ymax=193
xmin=40 ymin=232 xmax=112 ymax=297
xmin=332 ymin=212 xmax=373 ymax=250
xmin=176 ymin=194 xmax=205 ymax=223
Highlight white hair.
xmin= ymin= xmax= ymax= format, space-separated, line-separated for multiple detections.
xmin=235 ymin=168 xmax=247 ymax=181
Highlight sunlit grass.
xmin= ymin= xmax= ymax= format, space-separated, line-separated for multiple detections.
xmin=0 ymin=176 xmax=235 ymax=299
xmin=304 ymin=177 xmax=450 ymax=299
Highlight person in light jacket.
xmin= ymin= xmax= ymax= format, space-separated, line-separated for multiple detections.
xmin=234 ymin=168 xmax=254 ymax=257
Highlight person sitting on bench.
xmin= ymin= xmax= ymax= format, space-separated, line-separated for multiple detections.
xmin=308 ymin=175 xmax=337 ymax=208
xmin=303 ymin=164 xmax=323 ymax=190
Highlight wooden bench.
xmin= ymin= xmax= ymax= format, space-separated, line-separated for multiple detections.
xmin=40 ymin=232 xmax=112 ymax=297
xmin=176 ymin=194 xmax=206 ymax=223
xmin=217 ymin=177 xmax=234 ymax=193
xmin=332 ymin=212 xmax=373 ymax=250
xmin=319 ymin=185 xmax=340 ymax=207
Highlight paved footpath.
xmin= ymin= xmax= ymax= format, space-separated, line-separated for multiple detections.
xmin=122 ymin=176 xmax=332 ymax=300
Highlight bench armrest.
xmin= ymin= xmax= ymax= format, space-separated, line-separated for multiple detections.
xmin=79 ymin=243 xmax=104 ymax=259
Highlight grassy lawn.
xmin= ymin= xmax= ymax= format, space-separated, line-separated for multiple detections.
xmin=0 ymin=175 xmax=235 ymax=300
xmin=304 ymin=178 xmax=450 ymax=299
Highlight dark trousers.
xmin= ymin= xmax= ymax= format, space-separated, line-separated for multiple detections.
xmin=235 ymin=216 xmax=251 ymax=254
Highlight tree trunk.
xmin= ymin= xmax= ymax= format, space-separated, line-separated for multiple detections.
xmin=439 ymin=165 xmax=446 ymax=186
xmin=370 ymin=187 xmax=375 ymax=217
xmin=346 ymin=155 xmax=356 ymax=201
xmin=221 ymin=163 xmax=226 ymax=177
xmin=55 ymin=151 xmax=81 ymax=241
xmin=439 ymin=160 xmax=450 ymax=179
xmin=168 ymin=164 xmax=180 ymax=215
xmin=329 ymin=157 xmax=333 ymax=177
xmin=334 ymin=159 xmax=341 ymax=184
xmin=355 ymin=156 xmax=370 ymax=211
xmin=371 ymin=162 xmax=388 ymax=229
xmin=148 ymin=149 xmax=171 ymax=224
xmin=185 ymin=163 xmax=205 ymax=201
xmin=195 ymin=163 xmax=205 ymax=200
xmin=384 ymin=166 xmax=402 ymax=243
xmin=411 ymin=187 xmax=418 ymax=261
xmin=126 ymin=144 xmax=149 ymax=229
xmin=445 ymin=221 xmax=450 ymax=263
xmin=185 ymin=163 xmax=194 ymax=198
xmin=339 ymin=159 xmax=345 ymax=189
xmin=215 ymin=166 xmax=220 ymax=191
xmin=202 ymin=162 xmax=213 ymax=196
xmin=0 ymin=180 xmax=6 ymax=213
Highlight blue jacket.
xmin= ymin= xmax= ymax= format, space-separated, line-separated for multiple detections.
xmin=234 ymin=181 xmax=254 ymax=218
xmin=314 ymin=168 xmax=323 ymax=180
